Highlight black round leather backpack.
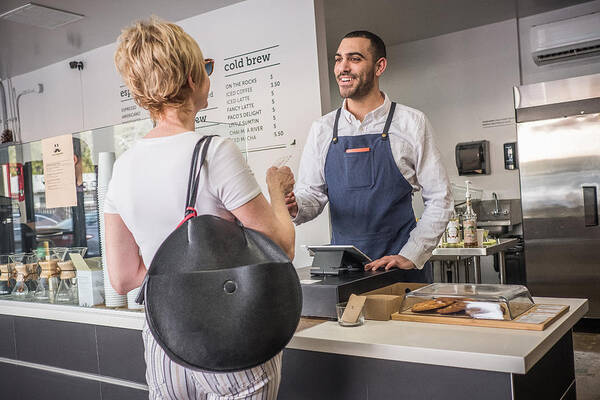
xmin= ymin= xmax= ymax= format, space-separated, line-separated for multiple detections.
xmin=136 ymin=135 xmax=302 ymax=372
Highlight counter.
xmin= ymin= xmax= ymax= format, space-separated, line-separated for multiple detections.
xmin=0 ymin=296 xmax=587 ymax=400
xmin=280 ymin=296 xmax=586 ymax=400
xmin=289 ymin=297 xmax=586 ymax=374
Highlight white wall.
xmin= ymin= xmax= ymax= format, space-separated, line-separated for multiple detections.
xmin=519 ymin=0 xmax=600 ymax=85
xmin=387 ymin=20 xmax=521 ymax=203
xmin=12 ymin=61 xmax=87 ymax=142
xmin=9 ymin=40 xmax=142 ymax=143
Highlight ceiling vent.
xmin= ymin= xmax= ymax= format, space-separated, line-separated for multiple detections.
xmin=530 ymin=12 xmax=600 ymax=66
xmin=0 ymin=2 xmax=84 ymax=29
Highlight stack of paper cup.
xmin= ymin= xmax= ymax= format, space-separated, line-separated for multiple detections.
xmin=127 ymin=286 xmax=144 ymax=310
xmin=98 ymin=152 xmax=126 ymax=308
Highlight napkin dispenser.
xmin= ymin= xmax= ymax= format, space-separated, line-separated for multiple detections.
xmin=455 ymin=140 xmax=490 ymax=175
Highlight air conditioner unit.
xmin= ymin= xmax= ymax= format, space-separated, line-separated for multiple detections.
xmin=530 ymin=12 xmax=600 ymax=66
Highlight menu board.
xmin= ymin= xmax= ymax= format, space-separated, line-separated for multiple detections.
xmin=220 ymin=45 xmax=286 ymax=149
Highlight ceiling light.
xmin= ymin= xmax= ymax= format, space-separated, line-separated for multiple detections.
xmin=0 ymin=2 xmax=84 ymax=29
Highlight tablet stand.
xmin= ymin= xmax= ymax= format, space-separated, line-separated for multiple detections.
xmin=310 ymin=249 xmax=365 ymax=276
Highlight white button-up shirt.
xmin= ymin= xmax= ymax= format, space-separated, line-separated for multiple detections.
xmin=294 ymin=93 xmax=453 ymax=268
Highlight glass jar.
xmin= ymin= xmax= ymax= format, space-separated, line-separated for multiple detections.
xmin=0 ymin=255 xmax=14 ymax=296
xmin=54 ymin=247 xmax=87 ymax=304
xmin=10 ymin=253 xmax=30 ymax=297
xmin=35 ymin=252 xmax=61 ymax=302
xmin=24 ymin=253 xmax=40 ymax=293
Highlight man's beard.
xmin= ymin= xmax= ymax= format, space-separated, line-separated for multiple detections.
xmin=338 ymin=71 xmax=375 ymax=100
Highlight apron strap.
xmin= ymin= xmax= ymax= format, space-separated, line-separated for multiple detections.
xmin=381 ymin=102 xmax=396 ymax=141
xmin=332 ymin=102 xmax=397 ymax=143
xmin=331 ymin=108 xmax=342 ymax=144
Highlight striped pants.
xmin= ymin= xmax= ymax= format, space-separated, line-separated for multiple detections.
xmin=142 ymin=323 xmax=282 ymax=400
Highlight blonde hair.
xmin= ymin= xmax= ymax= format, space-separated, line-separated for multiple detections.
xmin=114 ymin=17 xmax=205 ymax=119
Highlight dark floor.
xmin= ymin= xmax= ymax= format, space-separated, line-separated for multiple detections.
xmin=573 ymin=320 xmax=600 ymax=400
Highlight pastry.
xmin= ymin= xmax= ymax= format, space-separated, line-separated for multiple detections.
xmin=436 ymin=301 xmax=467 ymax=314
xmin=411 ymin=298 xmax=454 ymax=312
xmin=434 ymin=297 xmax=459 ymax=303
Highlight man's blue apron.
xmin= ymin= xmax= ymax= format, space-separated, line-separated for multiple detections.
xmin=324 ymin=102 xmax=432 ymax=283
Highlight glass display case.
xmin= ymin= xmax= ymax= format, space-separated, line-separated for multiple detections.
xmin=399 ymin=283 xmax=534 ymax=320
xmin=0 ymin=118 xmax=241 ymax=309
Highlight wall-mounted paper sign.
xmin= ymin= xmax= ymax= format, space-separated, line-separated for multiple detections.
xmin=41 ymin=134 xmax=77 ymax=208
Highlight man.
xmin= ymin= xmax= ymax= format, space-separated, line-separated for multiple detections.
xmin=287 ymin=31 xmax=452 ymax=281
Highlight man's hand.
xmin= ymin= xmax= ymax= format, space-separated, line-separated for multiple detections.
xmin=285 ymin=191 xmax=298 ymax=218
xmin=365 ymin=255 xmax=416 ymax=271
xmin=266 ymin=166 xmax=295 ymax=195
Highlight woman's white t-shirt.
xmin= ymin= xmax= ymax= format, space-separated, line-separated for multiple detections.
xmin=104 ymin=132 xmax=261 ymax=267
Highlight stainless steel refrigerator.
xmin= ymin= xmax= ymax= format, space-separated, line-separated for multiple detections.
xmin=514 ymin=73 xmax=600 ymax=317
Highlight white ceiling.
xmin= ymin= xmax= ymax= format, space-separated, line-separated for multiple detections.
xmin=0 ymin=0 xmax=591 ymax=79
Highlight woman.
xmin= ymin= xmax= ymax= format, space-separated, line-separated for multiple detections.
xmin=104 ymin=18 xmax=294 ymax=400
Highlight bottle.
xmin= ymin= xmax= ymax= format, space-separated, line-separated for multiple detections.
xmin=462 ymin=180 xmax=478 ymax=248
xmin=444 ymin=210 xmax=461 ymax=247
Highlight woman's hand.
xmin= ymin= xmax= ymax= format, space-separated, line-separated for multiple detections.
xmin=266 ymin=166 xmax=295 ymax=195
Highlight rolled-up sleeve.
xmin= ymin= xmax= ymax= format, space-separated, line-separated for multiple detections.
xmin=399 ymin=115 xmax=453 ymax=269
xmin=293 ymin=121 xmax=330 ymax=225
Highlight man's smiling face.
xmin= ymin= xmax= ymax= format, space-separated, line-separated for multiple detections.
xmin=334 ymin=37 xmax=378 ymax=100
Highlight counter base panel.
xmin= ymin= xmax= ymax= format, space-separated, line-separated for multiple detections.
xmin=280 ymin=329 xmax=576 ymax=400
xmin=1 ymin=315 xmax=146 ymax=383
xmin=0 ymin=362 xmax=148 ymax=400
xmin=0 ymin=313 xmax=147 ymax=399
xmin=512 ymin=331 xmax=575 ymax=399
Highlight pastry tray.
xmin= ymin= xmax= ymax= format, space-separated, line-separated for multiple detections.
xmin=398 ymin=283 xmax=535 ymax=321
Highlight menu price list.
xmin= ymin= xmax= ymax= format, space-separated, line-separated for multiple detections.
xmin=221 ymin=44 xmax=288 ymax=154
xmin=117 ymin=44 xmax=293 ymax=156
